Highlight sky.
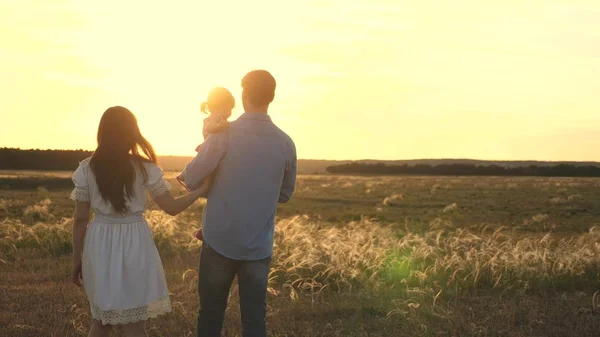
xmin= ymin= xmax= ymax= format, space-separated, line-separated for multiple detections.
xmin=1 ymin=0 xmax=600 ymax=161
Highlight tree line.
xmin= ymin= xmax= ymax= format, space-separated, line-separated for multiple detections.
xmin=326 ymin=162 xmax=600 ymax=177
xmin=3 ymin=148 xmax=600 ymax=177
xmin=0 ymin=148 xmax=93 ymax=170
xmin=0 ymin=148 xmax=196 ymax=172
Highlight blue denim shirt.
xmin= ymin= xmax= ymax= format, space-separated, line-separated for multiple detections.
xmin=182 ymin=112 xmax=297 ymax=260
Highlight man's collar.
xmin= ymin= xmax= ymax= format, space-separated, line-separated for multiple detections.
xmin=239 ymin=112 xmax=272 ymax=122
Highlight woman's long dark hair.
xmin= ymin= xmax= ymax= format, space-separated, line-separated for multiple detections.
xmin=90 ymin=106 xmax=157 ymax=213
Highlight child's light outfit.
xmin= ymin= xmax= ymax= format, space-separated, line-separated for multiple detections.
xmin=195 ymin=114 xmax=229 ymax=152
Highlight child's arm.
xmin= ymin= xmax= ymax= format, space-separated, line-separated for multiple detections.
xmin=203 ymin=115 xmax=230 ymax=136
xmin=193 ymin=115 xmax=230 ymax=153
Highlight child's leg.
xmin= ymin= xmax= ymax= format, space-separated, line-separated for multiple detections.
xmin=195 ymin=228 xmax=204 ymax=241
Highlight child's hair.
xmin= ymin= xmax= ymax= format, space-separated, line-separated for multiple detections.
xmin=200 ymin=87 xmax=235 ymax=114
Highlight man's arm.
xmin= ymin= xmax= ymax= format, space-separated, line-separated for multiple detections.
xmin=182 ymin=132 xmax=228 ymax=191
xmin=279 ymin=140 xmax=297 ymax=203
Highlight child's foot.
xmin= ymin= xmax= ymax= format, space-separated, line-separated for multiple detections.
xmin=195 ymin=229 xmax=204 ymax=241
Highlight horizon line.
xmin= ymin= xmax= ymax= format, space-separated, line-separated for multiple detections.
xmin=1 ymin=147 xmax=599 ymax=164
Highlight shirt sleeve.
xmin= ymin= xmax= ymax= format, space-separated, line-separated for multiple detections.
xmin=145 ymin=162 xmax=171 ymax=197
xmin=182 ymin=131 xmax=229 ymax=191
xmin=70 ymin=160 xmax=90 ymax=202
xmin=279 ymin=138 xmax=297 ymax=203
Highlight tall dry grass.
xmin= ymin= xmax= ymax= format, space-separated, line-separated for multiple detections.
xmin=2 ymin=213 xmax=599 ymax=298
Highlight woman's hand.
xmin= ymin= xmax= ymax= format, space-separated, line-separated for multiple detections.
xmin=72 ymin=262 xmax=83 ymax=287
xmin=193 ymin=174 xmax=215 ymax=198
xmin=153 ymin=180 xmax=210 ymax=216
xmin=71 ymin=201 xmax=89 ymax=287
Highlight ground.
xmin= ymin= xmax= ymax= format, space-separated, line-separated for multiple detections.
xmin=1 ymin=172 xmax=599 ymax=336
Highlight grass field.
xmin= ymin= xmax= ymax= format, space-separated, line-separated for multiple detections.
xmin=1 ymin=172 xmax=600 ymax=336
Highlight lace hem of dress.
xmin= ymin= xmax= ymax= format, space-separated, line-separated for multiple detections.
xmin=148 ymin=179 xmax=171 ymax=197
xmin=70 ymin=188 xmax=90 ymax=202
xmin=90 ymin=296 xmax=172 ymax=325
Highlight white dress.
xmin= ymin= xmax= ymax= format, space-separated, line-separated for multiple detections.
xmin=70 ymin=157 xmax=172 ymax=325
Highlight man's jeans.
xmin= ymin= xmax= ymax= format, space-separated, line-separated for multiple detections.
xmin=197 ymin=243 xmax=272 ymax=337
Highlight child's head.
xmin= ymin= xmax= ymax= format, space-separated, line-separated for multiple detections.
xmin=200 ymin=87 xmax=235 ymax=119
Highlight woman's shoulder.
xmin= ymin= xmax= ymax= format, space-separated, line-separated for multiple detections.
xmin=72 ymin=157 xmax=92 ymax=184
xmin=139 ymin=160 xmax=169 ymax=191
xmin=140 ymin=160 xmax=165 ymax=181
xmin=140 ymin=159 xmax=161 ymax=171
xmin=75 ymin=157 xmax=92 ymax=171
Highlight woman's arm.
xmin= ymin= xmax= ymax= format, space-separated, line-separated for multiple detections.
xmin=72 ymin=201 xmax=90 ymax=286
xmin=153 ymin=180 xmax=211 ymax=216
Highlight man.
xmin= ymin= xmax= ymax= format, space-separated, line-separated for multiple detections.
xmin=182 ymin=70 xmax=297 ymax=337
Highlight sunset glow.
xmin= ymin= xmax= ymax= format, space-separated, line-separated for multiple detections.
xmin=1 ymin=0 xmax=600 ymax=161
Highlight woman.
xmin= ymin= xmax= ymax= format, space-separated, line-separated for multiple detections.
xmin=70 ymin=106 xmax=207 ymax=337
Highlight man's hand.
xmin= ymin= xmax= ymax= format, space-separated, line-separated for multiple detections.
xmin=71 ymin=262 xmax=83 ymax=287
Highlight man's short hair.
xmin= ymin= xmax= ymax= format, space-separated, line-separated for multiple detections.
xmin=242 ymin=70 xmax=276 ymax=106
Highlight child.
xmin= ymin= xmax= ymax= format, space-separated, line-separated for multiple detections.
xmin=196 ymin=88 xmax=233 ymax=151
xmin=177 ymin=87 xmax=235 ymax=241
